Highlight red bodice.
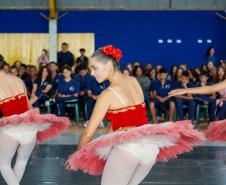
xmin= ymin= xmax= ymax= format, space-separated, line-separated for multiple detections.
xmin=105 ymin=102 xmax=148 ymax=131
xmin=0 ymin=93 xmax=29 ymax=117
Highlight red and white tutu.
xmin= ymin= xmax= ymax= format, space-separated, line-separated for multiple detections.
xmin=206 ymin=119 xmax=226 ymax=142
xmin=0 ymin=109 xmax=70 ymax=143
xmin=67 ymin=120 xmax=205 ymax=176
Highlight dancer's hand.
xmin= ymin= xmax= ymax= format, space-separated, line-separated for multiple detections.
xmin=168 ymin=89 xmax=187 ymax=97
xmin=64 ymin=159 xmax=71 ymax=170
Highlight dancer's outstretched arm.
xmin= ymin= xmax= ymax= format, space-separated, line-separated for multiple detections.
xmin=169 ymin=79 xmax=226 ymax=97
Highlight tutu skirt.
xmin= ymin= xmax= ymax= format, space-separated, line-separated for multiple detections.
xmin=206 ymin=119 xmax=226 ymax=142
xmin=0 ymin=109 xmax=70 ymax=143
xmin=68 ymin=120 xmax=205 ymax=176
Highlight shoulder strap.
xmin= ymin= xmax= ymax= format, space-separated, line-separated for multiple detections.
xmin=108 ymin=87 xmax=126 ymax=106
xmin=0 ymin=92 xmax=5 ymax=100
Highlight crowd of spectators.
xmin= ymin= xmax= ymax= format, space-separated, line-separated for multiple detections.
xmin=0 ymin=45 xmax=225 ymax=127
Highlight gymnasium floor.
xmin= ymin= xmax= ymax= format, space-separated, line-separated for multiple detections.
xmin=1 ymin=123 xmax=226 ymax=185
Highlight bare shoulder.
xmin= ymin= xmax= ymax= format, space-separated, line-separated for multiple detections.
xmin=128 ymin=76 xmax=139 ymax=83
xmin=97 ymin=88 xmax=113 ymax=102
xmin=125 ymin=76 xmax=141 ymax=88
xmin=0 ymin=73 xmax=18 ymax=83
xmin=109 ymin=75 xmax=140 ymax=91
xmin=8 ymin=74 xmax=22 ymax=84
xmin=116 ymin=75 xmax=138 ymax=85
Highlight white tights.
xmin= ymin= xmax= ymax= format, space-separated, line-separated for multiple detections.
xmin=0 ymin=131 xmax=36 ymax=185
xmin=101 ymin=145 xmax=159 ymax=185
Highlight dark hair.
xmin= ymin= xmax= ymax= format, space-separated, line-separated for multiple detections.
xmin=62 ymin=65 xmax=72 ymax=72
xmin=91 ymin=48 xmax=119 ymax=71
xmin=170 ymin=64 xmax=178 ymax=80
xmin=10 ymin=66 xmax=18 ymax=75
xmin=159 ymin=68 xmax=167 ymax=74
xmin=29 ymin=65 xmax=37 ymax=70
xmin=122 ymin=68 xmax=131 ymax=75
xmin=42 ymin=49 xmax=48 ymax=54
xmin=0 ymin=54 xmax=5 ymax=70
xmin=13 ymin=60 xmax=22 ymax=67
xmin=20 ymin=64 xmax=27 ymax=69
xmin=217 ymin=66 xmax=226 ymax=81
xmin=189 ymin=68 xmax=199 ymax=80
xmin=132 ymin=65 xmax=144 ymax=76
xmin=0 ymin=62 xmax=9 ymax=71
xmin=76 ymin=64 xmax=88 ymax=72
xmin=182 ymin=70 xmax=190 ymax=77
xmin=0 ymin=54 xmax=4 ymax=62
xmin=37 ymin=66 xmax=51 ymax=81
xmin=170 ymin=64 xmax=177 ymax=71
xmin=200 ymin=71 xmax=209 ymax=77
xmin=200 ymin=64 xmax=208 ymax=73
xmin=10 ymin=66 xmax=17 ymax=70
xmin=47 ymin=62 xmax=59 ymax=74
xmin=205 ymin=46 xmax=214 ymax=57
xmin=3 ymin=62 xmax=9 ymax=67
xmin=62 ymin=42 xmax=68 ymax=46
xmin=80 ymin=48 xmax=85 ymax=52
xmin=49 ymin=61 xmax=57 ymax=65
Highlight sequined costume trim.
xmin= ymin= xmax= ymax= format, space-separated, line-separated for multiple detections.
xmin=0 ymin=93 xmax=26 ymax=104
xmin=107 ymin=102 xmax=145 ymax=114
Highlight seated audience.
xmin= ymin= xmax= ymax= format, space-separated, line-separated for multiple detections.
xmin=55 ymin=66 xmax=80 ymax=116
xmin=74 ymin=64 xmax=92 ymax=125
xmin=150 ymin=68 xmax=175 ymax=123
xmin=85 ymin=77 xmax=109 ymax=127
xmin=194 ymin=72 xmax=216 ymax=122
xmin=174 ymin=71 xmax=196 ymax=123
xmin=30 ymin=66 xmax=52 ymax=107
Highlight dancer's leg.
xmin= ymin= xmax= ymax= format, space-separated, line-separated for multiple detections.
xmin=127 ymin=144 xmax=159 ymax=185
xmin=101 ymin=147 xmax=139 ymax=185
xmin=0 ymin=131 xmax=20 ymax=185
xmin=150 ymin=101 xmax=157 ymax=123
xmin=29 ymin=95 xmax=38 ymax=106
xmin=175 ymin=99 xmax=184 ymax=120
xmin=13 ymin=137 xmax=36 ymax=182
xmin=188 ymin=100 xmax=196 ymax=121
xmin=169 ymin=101 xmax=175 ymax=121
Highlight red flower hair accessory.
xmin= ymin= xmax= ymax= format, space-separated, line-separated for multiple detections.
xmin=102 ymin=45 xmax=122 ymax=62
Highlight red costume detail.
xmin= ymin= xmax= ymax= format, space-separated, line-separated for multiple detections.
xmin=105 ymin=102 xmax=148 ymax=131
xmin=0 ymin=93 xmax=28 ymax=117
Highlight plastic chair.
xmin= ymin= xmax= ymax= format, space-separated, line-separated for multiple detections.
xmin=39 ymin=99 xmax=53 ymax=114
xmin=65 ymin=100 xmax=79 ymax=124
xmin=196 ymin=104 xmax=208 ymax=125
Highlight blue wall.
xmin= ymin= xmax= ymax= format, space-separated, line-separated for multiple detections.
xmin=0 ymin=10 xmax=225 ymax=69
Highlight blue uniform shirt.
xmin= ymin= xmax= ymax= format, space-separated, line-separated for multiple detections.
xmin=151 ymin=80 xmax=173 ymax=97
xmin=149 ymin=80 xmax=158 ymax=91
xmin=174 ymin=81 xmax=196 ymax=97
xmin=34 ymin=79 xmax=52 ymax=93
xmin=195 ymin=82 xmax=213 ymax=99
xmin=74 ymin=72 xmax=93 ymax=92
xmin=49 ymin=74 xmax=64 ymax=95
xmin=57 ymin=79 xmax=80 ymax=95
xmin=57 ymin=51 xmax=74 ymax=68
xmin=87 ymin=77 xmax=110 ymax=96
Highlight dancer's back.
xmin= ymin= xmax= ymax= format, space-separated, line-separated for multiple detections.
xmin=0 ymin=72 xmax=25 ymax=100
xmin=107 ymin=75 xmax=144 ymax=110
xmin=0 ymin=72 xmax=28 ymax=116
xmin=105 ymin=75 xmax=148 ymax=131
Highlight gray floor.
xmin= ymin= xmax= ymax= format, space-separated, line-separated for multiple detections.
xmin=1 ymin=132 xmax=226 ymax=185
